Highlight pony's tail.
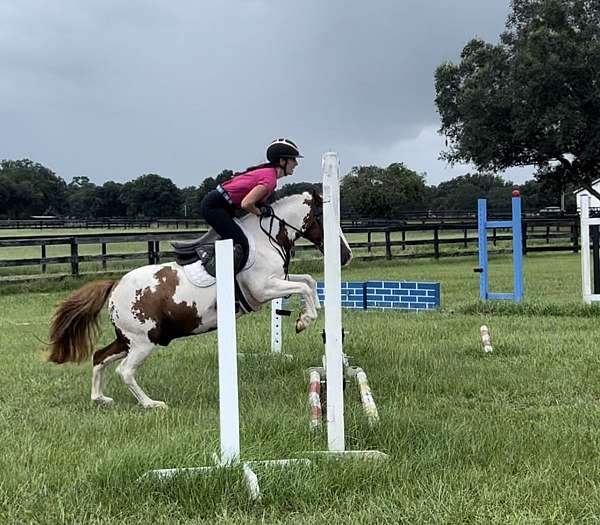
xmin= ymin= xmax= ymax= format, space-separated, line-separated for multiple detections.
xmin=47 ymin=280 xmax=117 ymax=364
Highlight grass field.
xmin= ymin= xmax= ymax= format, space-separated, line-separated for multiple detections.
xmin=2 ymin=252 xmax=600 ymax=524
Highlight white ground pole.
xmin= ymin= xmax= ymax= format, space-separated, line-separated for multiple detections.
xmin=316 ymin=152 xmax=387 ymax=461
xmin=271 ymin=298 xmax=283 ymax=353
xmin=581 ymin=196 xmax=600 ymax=304
xmin=141 ymin=240 xmax=310 ymax=500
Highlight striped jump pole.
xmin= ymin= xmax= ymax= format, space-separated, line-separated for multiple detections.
xmin=308 ymin=368 xmax=322 ymax=429
xmin=354 ymin=368 xmax=380 ymax=428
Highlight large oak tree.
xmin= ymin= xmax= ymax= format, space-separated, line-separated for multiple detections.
xmin=435 ymin=0 xmax=600 ymax=197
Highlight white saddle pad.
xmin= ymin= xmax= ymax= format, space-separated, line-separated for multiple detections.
xmin=182 ymin=220 xmax=256 ymax=288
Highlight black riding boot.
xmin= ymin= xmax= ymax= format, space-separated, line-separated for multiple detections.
xmin=201 ymin=243 xmax=247 ymax=277
xmin=233 ymin=243 xmax=247 ymax=274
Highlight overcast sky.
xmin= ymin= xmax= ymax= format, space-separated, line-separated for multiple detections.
xmin=0 ymin=0 xmax=532 ymax=188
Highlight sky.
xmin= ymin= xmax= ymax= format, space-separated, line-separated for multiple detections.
xmin=0 ymin=0 xmax=533 ymax=188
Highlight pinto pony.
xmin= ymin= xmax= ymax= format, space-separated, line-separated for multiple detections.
xmin=48 ymin=191 xmax=352 ymax=408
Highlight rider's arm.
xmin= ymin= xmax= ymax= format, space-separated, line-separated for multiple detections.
xmin=241 ymin=184 xmax=268 ymax=215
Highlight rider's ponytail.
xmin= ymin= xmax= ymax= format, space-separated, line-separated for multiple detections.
xmin=235 ymin=162 xmax=276 ymax=176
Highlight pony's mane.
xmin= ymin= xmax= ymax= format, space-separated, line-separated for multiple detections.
xmin=272 ymin=192 xmax=312 ymax=208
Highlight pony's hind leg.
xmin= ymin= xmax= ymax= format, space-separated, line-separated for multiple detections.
xmin=91 ymin=335 xmax=128 ymax=405
xmin=115 ymin=340 xmax=166 ymax=409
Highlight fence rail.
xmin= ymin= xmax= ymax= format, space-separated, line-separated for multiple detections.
xmin=0 ymin=211 xmax=584 ymax=230
xmin=0 ymin=217 xmax=582 ymax=284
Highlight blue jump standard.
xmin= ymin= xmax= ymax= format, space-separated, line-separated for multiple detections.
xmin=315 ymin=281 xmax=441 ymax=311
xmin=476 ymin=196 xmax=524 ymax=302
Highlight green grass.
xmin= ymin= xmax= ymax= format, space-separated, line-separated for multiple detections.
xmin=2 ymin=253 xmax=600 ymax=523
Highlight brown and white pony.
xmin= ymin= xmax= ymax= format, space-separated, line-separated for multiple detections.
xmin=47 ymin=191 xmax=352 ymax=408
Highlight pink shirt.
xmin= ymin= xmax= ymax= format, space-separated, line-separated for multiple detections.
xmin=221 ymin=166 xmax=277 ymax=206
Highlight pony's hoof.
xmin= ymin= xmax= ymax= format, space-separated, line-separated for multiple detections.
xmin=296 ymin=319 xmax=306 ymax=333
xmin=143 ymin=400 xmax=168 ymax=410
xmin=92 ymin=396 xmax=114 ymax=406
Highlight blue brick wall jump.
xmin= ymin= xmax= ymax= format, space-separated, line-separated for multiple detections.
xmin=315 ymin=281 xmax=440 ymax=311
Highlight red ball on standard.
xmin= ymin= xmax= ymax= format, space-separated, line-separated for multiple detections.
xmin=512 ymin=189 xmax=520 ymax=197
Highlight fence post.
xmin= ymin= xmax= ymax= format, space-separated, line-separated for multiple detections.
xmin=367 ymin=231 xmax=372 ymax=254
xmin=385 ymin=230 xmax=392 ymax=260
xmin=148 ymin=241 xmax=155 ymax=265
xmin=101 ymin=242 xmax=107 ymax=270
xmin=573 ymin=220 xmax=580 ymax=253
xmin=41 ymin=243 xmax=47 ymax=273
xmin=433 ymin=227 xmax=440 ymax=259
xmin=401 ymin=229 xmax=406 ymax=251
xmin=492 ymin=227 xmax=497 ymax=246
xmin=522 ymin=220 xmax=528 ymax=255
xmin=70 ymin=238 xmax=79 ymax=276
xmin=155 ymin=241 xmax=161 ymax=264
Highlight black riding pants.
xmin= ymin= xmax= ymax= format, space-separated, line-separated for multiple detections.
xmin=200 ymin=190 xmax=249 ymax=265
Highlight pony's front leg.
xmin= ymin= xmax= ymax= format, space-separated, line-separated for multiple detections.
xmin=253 ymin=278 xmax=318 ymax=333
xmin=287 ymin=273 xmax=321 ymax=309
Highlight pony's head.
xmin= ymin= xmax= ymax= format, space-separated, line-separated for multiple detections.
xmin=271 ymin=190 xmax=352 ymax=266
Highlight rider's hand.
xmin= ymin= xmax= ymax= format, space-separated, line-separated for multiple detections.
xmin=259 ymin=205 xmax=274 ymax=217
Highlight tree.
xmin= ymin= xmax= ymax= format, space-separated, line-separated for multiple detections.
xmin=95 ymin=181 xmax=127 ymax=217
xmin=66 ymin=176 xmax=101 ymax=218
xmin=430 ymin=173 xmax=513 ymax=211
xmin=340 ymin=163 xmax=427 ymax=218
xmin=181 ymin=186 xmax=200 ymax=218
xmin=435 ymin=0 xmax=600 ymax=198
xmin=517 ymin=178 xmax=576 ymax=211
xmin=121 ymin=174 xmax=183 ymax=217
xmin=272 ymin=182 xmax=321 ymax=201
xmin=0 ymin=159 xmax=68 ymax=218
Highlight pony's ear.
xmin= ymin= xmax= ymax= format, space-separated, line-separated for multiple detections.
xmin=311 ymin=189 xmax=323 ymax=204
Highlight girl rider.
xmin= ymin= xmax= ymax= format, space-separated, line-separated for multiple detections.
xmin=200 ymin=138 xmax=302 ymax=273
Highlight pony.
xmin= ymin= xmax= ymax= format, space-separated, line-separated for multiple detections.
xmin=47 ymin=191 xmax=352 ymax=408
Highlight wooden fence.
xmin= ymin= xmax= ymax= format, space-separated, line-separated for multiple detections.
xmin=0 ymin=217 xmax=581 ymax=284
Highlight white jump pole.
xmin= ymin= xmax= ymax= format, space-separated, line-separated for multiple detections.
xmin=315 ymin=152 xmax=387 ymax=461
xmin=141 ymin=240 xmax=309 ymax=500
xmin=216 ymin=239 xmax=241 ymax=464
xmin=322 ymin=152 xmax=346 ymax=452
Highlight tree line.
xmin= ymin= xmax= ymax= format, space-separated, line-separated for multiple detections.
xmin=0 ymin=158 xmax=570 ymax=220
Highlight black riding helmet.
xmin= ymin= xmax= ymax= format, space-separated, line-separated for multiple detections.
xmin=266 ymin=138 xmax=303 ymax=163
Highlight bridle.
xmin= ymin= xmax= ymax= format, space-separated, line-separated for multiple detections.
xmin=258 ymin=207 xmax=324 ymax=277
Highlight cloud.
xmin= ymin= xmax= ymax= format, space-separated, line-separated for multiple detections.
xmin=345 ymin=125 xmax=534 ymax=186
xmin=0 ymin=0 xmax=523 ymax=187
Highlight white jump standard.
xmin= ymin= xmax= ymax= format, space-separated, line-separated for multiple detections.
xmin=141 ymin=240 xmax=309 ymax=500
xmin=580 ymin=196 xmax=600 ymax=304
xmin=310 ymin=152 xmax=387 ymax=460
